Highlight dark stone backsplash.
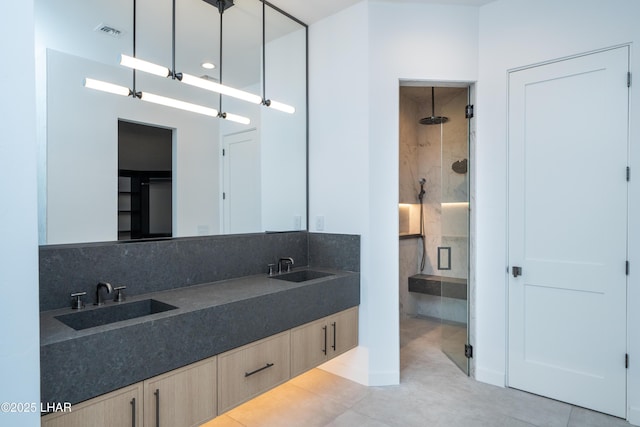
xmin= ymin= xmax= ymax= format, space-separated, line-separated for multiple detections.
xmin=40 ymin=232 xmax=360 ymax=311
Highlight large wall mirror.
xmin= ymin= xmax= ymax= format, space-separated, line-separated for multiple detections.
xmin=35 ymin=0 xmax=307 ymax=245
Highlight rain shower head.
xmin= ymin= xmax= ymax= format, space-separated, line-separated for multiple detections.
xmin=419 ymin=87 xmax=448 ymax=125
xmin=419 ymin=116 xmax=448 ymax=125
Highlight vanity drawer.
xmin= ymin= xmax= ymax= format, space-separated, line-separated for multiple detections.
xmin=217 ymin=331 xmax=291 ymax=413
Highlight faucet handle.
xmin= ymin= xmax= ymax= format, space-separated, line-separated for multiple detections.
xmin=113 ymin=286 xmax=126 ymax=303
xmin=70 ymin=292 xmax=86 ymax=310
xmin=267 ymin=264 xmax=276 ymax=276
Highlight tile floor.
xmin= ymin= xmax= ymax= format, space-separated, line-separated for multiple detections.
xmin=202 ymin=316 xmax=632 ymax=427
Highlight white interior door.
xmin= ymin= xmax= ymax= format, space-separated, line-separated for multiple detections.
xmin=222 ymin=129 xmax=261 ymax=234
xmin=508 ymin=47 xmax=629 ymax=417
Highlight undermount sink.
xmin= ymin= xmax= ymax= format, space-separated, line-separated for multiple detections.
xmin=271 ymin=270 xmax=334 ymax=283
xmin=55 ymin=299 xmax=178 ymax=331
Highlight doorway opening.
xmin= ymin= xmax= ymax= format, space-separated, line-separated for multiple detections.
xmin=398 ymin=83 xmax=473 ymax=375
xmin=118 ymin=120 xmax=173 ymax=240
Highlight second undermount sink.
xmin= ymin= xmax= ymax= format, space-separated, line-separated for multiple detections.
xmin=55 ymin=299 xmax=178 ymax=331
xmin=271 ymin=270 xmax=335 ymax=283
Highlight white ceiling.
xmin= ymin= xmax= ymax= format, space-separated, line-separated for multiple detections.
xmin=267 ymin=0 xmax=496 ymax=25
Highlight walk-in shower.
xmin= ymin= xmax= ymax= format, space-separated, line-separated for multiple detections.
xmin=398 ymin=84 xmax=471 ymax=375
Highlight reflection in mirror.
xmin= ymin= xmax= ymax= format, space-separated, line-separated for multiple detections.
xmin=118 ymin=121 xmax=173 ymax=240
xmin=34 ymin=0 xmax=307 ymax=245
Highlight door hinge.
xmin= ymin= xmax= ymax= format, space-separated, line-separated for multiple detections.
xmin=627 ymin=167 xmax=631 ymax=182
xmin=628 ymin=72 xmax=632 ymax=88
xmin=222 ymin=148 xmax=226 ymax=156
xmin=626 ymin=353 xmax=629 ymax=369
xmin=222 ymin=192 xmax=226 ymax=200
xmin=465 ymin=104 xmax=474 ymax=119
xmin=464 ymin=344 xmax=473 ymax=359
xmin=626 ymin=261 xmax=630 ymax=275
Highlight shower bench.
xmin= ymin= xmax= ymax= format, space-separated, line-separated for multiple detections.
xmin=408 ymin=274 xmax=467 ymax=300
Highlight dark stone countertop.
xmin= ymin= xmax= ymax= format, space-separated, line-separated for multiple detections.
xmin=40 ymin=267 xmax=360 ymax=406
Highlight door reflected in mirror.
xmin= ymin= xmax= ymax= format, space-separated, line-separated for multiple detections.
xmin=118 ymin=120 xmax=173 ymax=240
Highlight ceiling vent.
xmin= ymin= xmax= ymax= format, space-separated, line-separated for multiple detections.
xmin=94 ymin=23 xmax=125 ymax=38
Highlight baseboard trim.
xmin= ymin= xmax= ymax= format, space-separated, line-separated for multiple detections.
xmin=319 ymin=347 xmax=370 ymax=386
xmin=475 ymin=366 xmax=505 ymax=387
xmin=628 ymin=406 xmax=640 ymax=426
xmin=319 ymin=346 xmax=401 ymax=387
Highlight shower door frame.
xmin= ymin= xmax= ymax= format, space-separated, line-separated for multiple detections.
xmin=398 ymin=80 xmax=476 ymax=377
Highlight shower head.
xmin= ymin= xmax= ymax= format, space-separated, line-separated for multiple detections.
xmin=419 ymin=178 xmax=426 ymax=185
xmin=419 ymin=116 xmax=449 ymax=125
xmin=419 ymin=87 xmax=448 ymax=125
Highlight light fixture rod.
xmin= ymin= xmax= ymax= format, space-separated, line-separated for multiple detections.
xmin=172 ymin=0 xmax=176 ymax=79
xmin=132 ymin=0 xmax=136 ymax=93
xmin=260 ymin=1 xmax=295 ymax=114
xmin=218 ymin=1 xmax=224 ymax=113
xmin=262 ymin=0 xmax=266 ymax=101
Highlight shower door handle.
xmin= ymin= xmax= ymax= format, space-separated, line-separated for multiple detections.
xmin=512 ymin=266 xmax=522 ymax=278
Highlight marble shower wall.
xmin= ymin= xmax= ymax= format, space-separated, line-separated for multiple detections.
xmin=399 ymin=86 xmax=469 ymax=323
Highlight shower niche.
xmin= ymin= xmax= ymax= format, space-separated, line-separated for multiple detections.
xmin=398 ymin=84 xmax=471 ymax=375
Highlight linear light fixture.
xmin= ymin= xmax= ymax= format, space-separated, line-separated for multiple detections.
xmin=120 ymin=54 xmax=171 ymax=78
xmin=83 ymin=78 xmax=132 ymax=97
xmin=177 ymin=72 xmax=262 ymax=104
xmin=138 ymin=91 xmax=219 ymax=117
xmin=219 ymin=111 xmax=250 ymax=125
xmin=263 ymin=99 xmax=295 ymax=114
xmin=83 ymin=78 xmax=222 ymax=118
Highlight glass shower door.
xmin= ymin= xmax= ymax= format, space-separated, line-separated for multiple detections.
xmin=438 ymin=86 xmax=470 ymax=375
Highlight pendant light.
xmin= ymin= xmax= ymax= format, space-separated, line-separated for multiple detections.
xmin=260 ymin=1 xmax=295 ymax=114
xmin=119 ymin=0 xmax=261 ymax=109
xmin=86 ymin=0 xmax=220 ymax=119
xmin=209 ymin=0 xmax=251 ymax=124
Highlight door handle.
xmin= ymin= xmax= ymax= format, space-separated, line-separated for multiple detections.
xmin=512 ymin=266 xmax=522 ymax=278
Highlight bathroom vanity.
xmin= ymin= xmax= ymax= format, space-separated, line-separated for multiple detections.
xmin=39 ymin=232 xmax=360 ymax=426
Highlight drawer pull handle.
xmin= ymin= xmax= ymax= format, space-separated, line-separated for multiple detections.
xmin=245 ymin=362 xmax=275 ymax=377
xmin=130 ymin=397 xmax=136 ymax=427
xmin=154 ymin=389 xmax=160 ymax=427
xmin=322 ymin=325 xmax=327 ymax=355
xmin=331 ymin=322 xmax=337 ymax=351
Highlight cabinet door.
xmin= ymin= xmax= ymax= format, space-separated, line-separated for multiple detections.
xmin=328 ymin=306 xmax=359 ymax=359
xmin=217 ymin=331 xmax=290 ymax=413
xmin=42 ymin=383 xmax=143 ymax=427
xmin=290 ymin=317 xmax=329 ymax=377
xmin=144 ymin=357 xmax=217 ymax=427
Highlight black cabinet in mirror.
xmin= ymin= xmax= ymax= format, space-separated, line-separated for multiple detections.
xmin=118 ymin=120 xmax=173 ymax=240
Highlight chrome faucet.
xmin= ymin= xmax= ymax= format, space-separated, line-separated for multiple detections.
xmin=94 ymin=281 xmax=113 ymax=306
xmin=278 ymin=257 xmax=294 ymax=274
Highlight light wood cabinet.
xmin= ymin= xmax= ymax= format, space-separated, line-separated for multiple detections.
xmin=327 ymin=307 xmax=359 ymax=358
xmin=217 ymin=331 xmax=291 ymax=413
xmin=143 ymin=356 xmax=217 ymax=427
xmin=41 ymin=383 xmax=143 ymax=427
xmin=291 ymin=307 xmax=358 ymax=377
xmin=42 ymin=307 xmax=358 ymax=426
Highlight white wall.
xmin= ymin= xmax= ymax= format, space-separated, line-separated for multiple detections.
xmin=476 ymin=0 xmax=640 ymax=422
xmin=0 ymin=1 xmax=41 ymax=426
xmin=309 ymin=0 xmax=478 ymax=385
xmin=309 ymin=1 xmax=372 ymax=384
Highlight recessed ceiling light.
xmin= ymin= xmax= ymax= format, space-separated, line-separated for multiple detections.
xmin=201 ymin=62 xmax=215 ymax=70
